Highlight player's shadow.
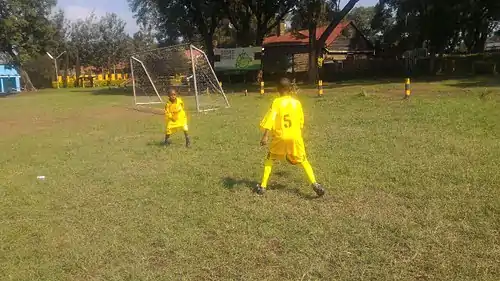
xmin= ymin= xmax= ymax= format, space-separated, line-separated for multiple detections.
xmin=222 ymin=177 xmax=287 ymax=191
xmin=147 ymin=140 xmax=166 ymax=147
xmin=222 ymin=177 xmax=258 ymax=191
xmin=287 ymin=188 xmax=320 ymax=200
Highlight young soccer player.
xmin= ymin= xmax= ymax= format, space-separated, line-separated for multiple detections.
xmin=164 ymin=88 xmax=191 ymax=147
xmin=255 ymin=78 xmax=325 ymax=196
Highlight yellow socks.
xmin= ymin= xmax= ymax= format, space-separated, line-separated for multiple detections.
xmin=260 ymin=159 xmax=316 ymax=189
xmin=301 ymin=160 xmax=316 ymax=184
xmin=260 ymin=159 xmax=273 ymax=188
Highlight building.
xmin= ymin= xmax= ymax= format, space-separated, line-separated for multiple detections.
xmin=485 ymin=35 xmax=500 ymax=52
xmin=0 ymin=58 xmax=21 ymax=94
xmin=262 ymin=21 xmax=375 ymax=75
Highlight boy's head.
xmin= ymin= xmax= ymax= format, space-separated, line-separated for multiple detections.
xmin=167 ymin=88 xmax=177 ymax=101
xmin=277 ymin=78 xmax=292 ymax=96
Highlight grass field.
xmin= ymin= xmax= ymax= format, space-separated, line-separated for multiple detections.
xmin=1 ymin=77 xmax=499 ymax=280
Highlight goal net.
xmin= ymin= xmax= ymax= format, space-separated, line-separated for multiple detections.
xmin=130 ymin=44 xmax=230 ymax=112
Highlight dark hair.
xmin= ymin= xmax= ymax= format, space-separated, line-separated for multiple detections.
xmin=277 ymin=77 xmax=292 ymax=93
xmin=167 ymin=88 xmax=177 ymax=95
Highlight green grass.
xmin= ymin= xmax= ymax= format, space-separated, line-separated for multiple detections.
xmin=1 ymin=77 xmax=499 ymax=280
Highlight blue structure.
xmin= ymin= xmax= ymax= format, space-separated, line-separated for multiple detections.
xmin=0 ymin=63 xmax=21 ymax=94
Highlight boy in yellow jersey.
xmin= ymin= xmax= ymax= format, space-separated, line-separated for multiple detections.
xmin=164 ymin=88 xmax=191 ymax=147
xmin=255 ymin=78 xmax=325 ymax=196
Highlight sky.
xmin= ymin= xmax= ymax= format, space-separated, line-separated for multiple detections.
xmin=57 ymin=0 xmax=378 ymax=35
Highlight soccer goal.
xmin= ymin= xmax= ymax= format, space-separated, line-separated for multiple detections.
xmin=130 ymin=44 xmax=230 ymax=112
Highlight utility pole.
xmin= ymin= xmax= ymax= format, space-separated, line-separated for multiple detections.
xmin=46 ymin=51 xmax=67 ymax=89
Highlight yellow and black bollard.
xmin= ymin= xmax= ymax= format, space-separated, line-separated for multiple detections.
xmin=260 ymin=81 xmax=265 ymax=96
xmin=318 ymin=80 xmax=323 ymax=97
xmin=404 ymin=78 xmax=411 ymax=98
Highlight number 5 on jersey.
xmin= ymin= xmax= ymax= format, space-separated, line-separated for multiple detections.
xmin=283 ymin=114 xmax=292 ymax=128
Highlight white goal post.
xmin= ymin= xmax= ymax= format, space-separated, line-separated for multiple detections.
xmin=130 ymin=44 xmax=230 ymax=112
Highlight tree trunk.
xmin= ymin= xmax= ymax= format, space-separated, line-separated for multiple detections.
xmin=6 ymin=50 xmax=36 ymax=91
xmin=20 ymin=68 xmax=36 ymax=91
xmin=236 ymin=22 xmax=253 ymax=47
xmin=308 ymin=22 xmax=318 ymax=83
xmin=63 ymin=51 xmax=69 ymax=88
xmin=204 ymin=34 xmax=216 ymax=67
xmin=75 ymin=49 xmax=81 ymax=87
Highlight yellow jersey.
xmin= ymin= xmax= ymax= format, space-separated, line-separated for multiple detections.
xmin=260 ymin=95 xmax=304 ymax=140
xmin=165 ymin=97 xmax=187 ymax=126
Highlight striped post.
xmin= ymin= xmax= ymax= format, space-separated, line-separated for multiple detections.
xmin=260 ymin=81 xmax=264 ymax=95
xmin=318 ymin=80 xmax=323 ymax=97
xmin=405 ymin=78 xmax=411 ymax=98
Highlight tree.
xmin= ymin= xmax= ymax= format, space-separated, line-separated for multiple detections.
xmin=291 ymin=0 xmax=333 ymax=31
xmin=346 ymin=6 xmax=375 ymax=39
xmin=129 ymin=0 xmax=223 ymax=64
xmin=131 ymin=25 xmax=156 ymax=52
xmin=293 ymin=0 xmax=359 ymax=82
xmin=293 ymin=0 xmax=331 ymax=82
xmin=0 ymin=0 xmax=57 ymax=90
xmin=246 ymin=0 xmax=296 ymax=45
xmin=96 ymin=13 xmax=129 ymax=72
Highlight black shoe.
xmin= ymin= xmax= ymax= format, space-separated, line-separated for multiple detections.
xmin=255 ymin=184 xmax=265 ymax=195
xmin=186 ymin=138 xmax=191 ymax=148
xmin=312 ymin=183 xmax=325 ymax=197
xmin=163 ymin=139 xmax=172 ymax=146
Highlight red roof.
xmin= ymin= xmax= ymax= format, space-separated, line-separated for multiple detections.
xmin=263 ymin=21 xmax=352 ymax=47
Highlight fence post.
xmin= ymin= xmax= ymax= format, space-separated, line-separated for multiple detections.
xmin=405 ymin=78 xmax=411 ymax=98
xmin=318 ymin=79 xmax=323 ymax=97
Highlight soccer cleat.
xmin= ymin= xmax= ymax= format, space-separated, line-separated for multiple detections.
xmin=185 ymin=138 xmax=191 ymax=148
xmin=312 ymin=183 xmax=325 ymax=197
xmin=255 ymin=184 xmax=265 ymax=195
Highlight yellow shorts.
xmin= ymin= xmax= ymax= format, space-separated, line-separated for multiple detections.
xmin=267 ymin=137 xmax=307 ymax=164
xmin=166 ymin=124 xmax=188 ymax=135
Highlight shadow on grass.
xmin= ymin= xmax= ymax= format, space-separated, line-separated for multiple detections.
xmin=221 ymin=176 xmax=320 ymax=199
xmin=147 ymin=140 xmax=166 ymax=147
xmin=0 ymin=92 xmax=19 ymax=98
xmin=286 ymin=188 xmax=321 ymax=200
xmin=448 ymin=77 xmax=500 ymax=88
xmin=68 ymin=87 xmax=134 ymax=96
xmin=222 ymin=177 xmax=258 ymax=190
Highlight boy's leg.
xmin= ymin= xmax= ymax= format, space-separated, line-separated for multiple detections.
xmin=184 ymin=131 xmax=191 ymax=147
xmin=164 ymin=121 xmax=172 ymax=145
xmin=183 ymin=124 xmax=190 ymax=147
xmin=164 ymin=134 xmax=171 ymax=145
xmin=256 ymin=153 xmax=274 ymax=195
xmin=301 ymin=160 xmax=316 ymax=184
xmin=301 ymin=160 xmax=325 ymax=196
xmin=294 ymin=138 xmax=326 ymax=197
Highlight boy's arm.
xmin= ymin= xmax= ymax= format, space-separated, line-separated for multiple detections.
xmin=165 ymin=103 xmax=172 ymax=119
xmin=299 ymin=102 xmax=304 ymax=129
xmin=259 ymin=101 xmax=276 ymax=145
xmin=260 ymin=129 xmax=270 ymax=146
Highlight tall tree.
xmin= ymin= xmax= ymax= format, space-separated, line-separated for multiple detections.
xmin=0 ymin=0 xmax=57 ymax=90
xmin=96 ymin=13 xmax=129 ymax=72
xmin=291 ymin=0 xmax=333 ymax=30
xmin=293 ymin=0 xmax=359 ymax=82
xmin=346 ymin=6 xmax=376 ymax=39
xmin=294 ymin=0 xmax=331 ymax=82
xmin=247 ymin=0 xmax=296 ymax=45
xmin=129 ymin=0 xmax=223 ymax=64
xmin=131 ymin=25 xmax=156 ymax=52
